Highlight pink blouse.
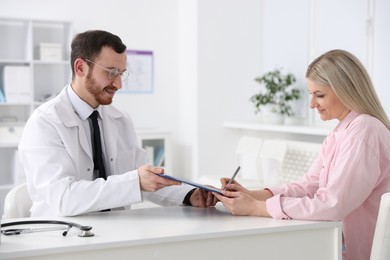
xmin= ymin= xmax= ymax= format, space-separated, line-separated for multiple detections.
xmin=266 ymin=111 xmax=390 ymax=260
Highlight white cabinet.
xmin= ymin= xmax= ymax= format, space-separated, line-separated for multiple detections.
xmin=137 ymin=130 xmax=172 ymax=173
xmin=0 ymin=18 xmax=73 ymax=217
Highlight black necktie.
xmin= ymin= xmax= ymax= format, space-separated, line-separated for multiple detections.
xmin=89 ymin=111 xmax=107 ymax=180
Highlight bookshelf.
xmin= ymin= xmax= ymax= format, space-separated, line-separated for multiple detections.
xmin=136 ymin=129 xmax=172 ymax=173
xmin=0 ymin=17 xmax=73 ymax=217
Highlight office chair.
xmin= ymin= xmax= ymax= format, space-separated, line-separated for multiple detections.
xmin=235 ymin=136 xmax=263 ymax=187
xmin=260 ymin=140 xmax=322 ymax=186
xmin=370 ymin=192 xmax=390 ymax=260
xmin=3 ymin=183 xmax=32 ymax=219
xmin=198 ymin=136 xmax=263 ymax=189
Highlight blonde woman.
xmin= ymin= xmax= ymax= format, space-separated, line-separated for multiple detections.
xmin=214 ymin=49 xmax=390 ymax=260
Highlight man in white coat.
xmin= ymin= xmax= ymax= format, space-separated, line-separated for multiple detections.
xmin=18 ymin=30 xmax=216 ymax=217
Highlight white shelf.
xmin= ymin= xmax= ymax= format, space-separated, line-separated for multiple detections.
xmin=32 ymin=59 xmax=69 ymax=65
xmin=0 ymin=184 xmax=15 ymax=190
xmin=136 ymin=128 xmax=171 ymax=135
xmin=0 ymin=59 xmax=30 ymax=63
xmin=223 ymin=121 xmax=334 ymax=137
xmin=0 ymin=102 xmax=32 ymax=106
xmin=0 ymin=18 xmax=72 ymax=122
xmin=0 ymin=17 xmax=73 ymax=218
xmin=0 ymin=143 xmax=19 ymax=148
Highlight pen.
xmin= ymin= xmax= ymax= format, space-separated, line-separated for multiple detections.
xmin=224 ymin=166 xmax=241 ymax=190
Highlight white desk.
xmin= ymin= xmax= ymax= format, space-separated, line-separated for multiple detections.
xmin=0 ymin=205 xmax=341 ymax=260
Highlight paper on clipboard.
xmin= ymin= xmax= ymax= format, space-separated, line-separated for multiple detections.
xmin=157 ymin=174 xmax=223 ymax=195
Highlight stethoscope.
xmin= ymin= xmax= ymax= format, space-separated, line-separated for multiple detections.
xmin=1 ymin=220 xmax=94 ymax=237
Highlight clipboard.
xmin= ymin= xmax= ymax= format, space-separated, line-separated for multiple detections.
xmin=157 ymin=174 xmax=223 ymax=195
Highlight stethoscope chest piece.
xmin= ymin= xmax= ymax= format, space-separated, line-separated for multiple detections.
xmin=78 ymin=226 xmax=94 ymax=237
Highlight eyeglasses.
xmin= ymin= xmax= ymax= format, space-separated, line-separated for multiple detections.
xmin=85 ymin=59 xmax=129 ymax=82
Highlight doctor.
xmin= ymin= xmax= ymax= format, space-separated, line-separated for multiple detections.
xmin=19 ymin=30 xmax=216 ymax=217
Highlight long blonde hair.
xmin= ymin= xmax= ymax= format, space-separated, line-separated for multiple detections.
xmin=306 ymin=49 xmax=390 ymax=131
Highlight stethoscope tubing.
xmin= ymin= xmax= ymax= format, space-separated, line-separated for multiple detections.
xmin=1 ymin=220 xmax=93 ymax=237
xmin=2 ymin=226 xmax=67 ymax=236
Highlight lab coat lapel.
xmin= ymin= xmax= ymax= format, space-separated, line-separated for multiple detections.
xmin=101 ymin=106 xmax=121 ymax=172
xmin=55 ymin=89 xmax=92 ymax=160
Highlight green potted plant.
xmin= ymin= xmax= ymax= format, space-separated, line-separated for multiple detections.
xmin=250 ymin=68 xmax=301 ymax=124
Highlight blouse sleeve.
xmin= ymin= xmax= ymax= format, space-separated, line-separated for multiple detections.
xmin=266 ymin=125 xmax=381 ymax=221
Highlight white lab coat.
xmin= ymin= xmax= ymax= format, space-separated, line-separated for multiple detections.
xmin=18 ymin=86 xmax=193 ymax=217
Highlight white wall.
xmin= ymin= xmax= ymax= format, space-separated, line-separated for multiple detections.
xmin=176 ymin=0 xmax=199 ymax=177
xmin=0 ymin=0 xmax=186 ymax=174
xmin=0 ymin=0 xmax=265 ymax=181
xmin=196 ymin=0 xmax=263 ymax=178
xmin=0 ymin=0 xmax=180 ymax=130
xmin=1 ymin=0 xmax=389 ymax=184
xmin=262 ymin=0 xmax=310 ymax=121
xmin=193 ymin=0 xmax=390 ymax=182
xmin=373 ymin=0 xmax=390 ymax=115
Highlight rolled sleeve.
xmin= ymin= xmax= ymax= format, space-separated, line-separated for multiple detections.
xmin=266 ymin=194 xmax=291 ymax=220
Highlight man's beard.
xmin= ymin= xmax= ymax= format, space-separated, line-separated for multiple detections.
xmin=85 ymin=72 xmax=114 ymax=106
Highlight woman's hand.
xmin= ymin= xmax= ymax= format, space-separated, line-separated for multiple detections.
xmin=220 ymin=178 xmax=251 ymax=196
xmin=220 ymin=178 xmax=274 ymax=201
xmin=213 ymin=190 xmax=270 ymax=217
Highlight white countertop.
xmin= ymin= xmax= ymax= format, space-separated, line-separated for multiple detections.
xmin=0 ymin=205 xmax=341 ymax=259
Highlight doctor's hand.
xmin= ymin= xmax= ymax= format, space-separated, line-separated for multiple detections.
xmin=213 ymin=190 xmax=270 ymax=217
xmin=138 ymin=165 xmax=181 ymax=192
xmin=190 ymin=188 xmax=218 ymax=208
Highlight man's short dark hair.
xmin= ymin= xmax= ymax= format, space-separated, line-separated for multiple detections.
xmin=70 ymin=30 xmax=127 ymax=79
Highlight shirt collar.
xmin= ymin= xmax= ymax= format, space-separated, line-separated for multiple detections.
xmin=67 ymin=85 xmax=102 ymax=121
xmin=334 ymin=110 xmax=361 ymax=134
